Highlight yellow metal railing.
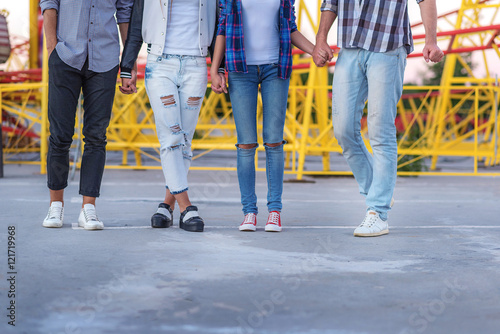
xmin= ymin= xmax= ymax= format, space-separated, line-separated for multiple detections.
xmin=1 ymin=0 xmax=500 ymax=177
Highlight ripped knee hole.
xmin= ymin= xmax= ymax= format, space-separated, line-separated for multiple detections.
xmin=161 ymin=95 xmax=176 ymax=107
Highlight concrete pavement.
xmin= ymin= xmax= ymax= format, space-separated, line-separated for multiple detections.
xmin=1 ymin=160 xmax=500 ymax=334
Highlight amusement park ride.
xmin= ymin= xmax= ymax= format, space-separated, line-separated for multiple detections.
xmin=0 ymin=0 xmax=499 ymax=178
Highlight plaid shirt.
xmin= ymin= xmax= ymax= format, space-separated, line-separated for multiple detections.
xmin=321 ymin=0 xmax=424 ymax=54
xmin=217 ymin=0 xmax=298 ymax=79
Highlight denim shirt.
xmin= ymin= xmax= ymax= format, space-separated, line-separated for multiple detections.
xmin=40 ymin=0 xmax=133 ymax=72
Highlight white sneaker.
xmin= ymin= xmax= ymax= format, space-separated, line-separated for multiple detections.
xmin=42 ymin=201 xmax=64 ymax=228
xmin=239 ymin=213 xmax=257 ymax=232
xmin=353 ymin=210 xmax=389 ymax=237
xmin=78 ymin=204 xmax=104 ymax=230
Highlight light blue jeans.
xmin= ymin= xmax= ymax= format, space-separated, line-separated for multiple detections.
xmin=145 ymin=54 xmax=208 ymax=194
xmin=228 ymin=64 xmax=290 ymax=215
xmin=332 ymin=47 xmax=407 ymax=220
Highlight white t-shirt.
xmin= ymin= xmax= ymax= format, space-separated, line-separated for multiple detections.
xmin=163 ymin=0 xmax=200 ymax=56
xmin=241 ymin=0 xmax=281 ymax=65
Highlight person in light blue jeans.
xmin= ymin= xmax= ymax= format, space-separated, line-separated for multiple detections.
xmin=119 ymin=0 xmax=223 ymax=232
xmin=211 ymin=0 xmax=314 ymax=232
xmin=313 ymin=0 xmax=444 ymax=237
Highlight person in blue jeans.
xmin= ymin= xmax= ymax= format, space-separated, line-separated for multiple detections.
xmin=211 ymin=0 xmax=314 ymax=232
xmin=313 ymin=0 xmax=444 ymax=237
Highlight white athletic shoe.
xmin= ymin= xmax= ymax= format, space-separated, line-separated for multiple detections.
xmin=239 ymin=213 xmax=257 ymax=232
xmin=78 ymin=204 xmax=104 ymax=230
xmin=42 ymin=201 xmax=64 ymax=228
xmin=353 ymin=210 xmax=389 ymax=237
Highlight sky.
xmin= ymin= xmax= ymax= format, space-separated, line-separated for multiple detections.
xmin=1 ymin=0 xmax=498 ymax=83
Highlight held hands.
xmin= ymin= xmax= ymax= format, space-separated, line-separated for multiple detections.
xmin=312 ymin=39 xmax=334 ymax=67
xmin=423 ymin=43 xmax=444 ymax=63
xmin=119 ymin=69 xmax=138 ymax=95
xmin=211 ymin=71 xmax=228 ymax=94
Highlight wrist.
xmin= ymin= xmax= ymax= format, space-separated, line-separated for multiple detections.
xmin=316 ymin=34 xmax=328 ymax=43
xmin=425 ymin=36 xmax=437 ymax=45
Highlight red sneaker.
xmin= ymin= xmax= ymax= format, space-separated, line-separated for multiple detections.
xmin=265 ymin=211 xmax=282 ymax=232
xmin=239 ymin=213 xmax=257 ymax=231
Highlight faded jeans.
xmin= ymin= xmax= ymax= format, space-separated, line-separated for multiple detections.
xmin=228 ymin=64 xmax=290 ymax=215
xmin=332 ymin=47 xmax=407 ymax=220
xmin=145 ymin=54 xmax=208 ymax=194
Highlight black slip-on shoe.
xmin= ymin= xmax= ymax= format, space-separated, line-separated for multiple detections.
xmin=179 ymin=206 xmax=204 ymax=232
xmin=151 ymin=203 xmax=173 ymax=228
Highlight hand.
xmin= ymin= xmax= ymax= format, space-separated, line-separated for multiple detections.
xmin=119 ymin=70 xmax=137 ymax=95
xmin=211 ymin=72 xmax=227 ymax=94
xmin=312 ymin=39 xmax=333 ymax=67
xmin=422 ymin=43 xmax=444 ymax=63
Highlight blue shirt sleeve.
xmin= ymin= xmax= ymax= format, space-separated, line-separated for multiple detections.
xmin=39 ymin=0 xmax=60 ymax=13
xmin=116 ymin=0 xmax=134 ymax=24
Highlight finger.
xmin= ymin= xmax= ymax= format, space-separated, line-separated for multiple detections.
xmin=423 ymin=49 xmax=430 ymax=63
xmin=327 ymin=48 xmax=334 ymax=59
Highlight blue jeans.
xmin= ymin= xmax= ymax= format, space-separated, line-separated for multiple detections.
xmin=145 ymin=54 xmax=208 ymax=194
xmin=228 ymin=64 xmax=290 ymax=215
xmin=332 ymin=47 xmax=407 ymax=220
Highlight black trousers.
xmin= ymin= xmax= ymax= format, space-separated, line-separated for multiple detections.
xmin=47 ymin=50 xmax=118 ymax=197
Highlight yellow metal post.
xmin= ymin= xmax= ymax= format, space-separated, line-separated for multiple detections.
xmin=40 ymin=35 xmax=49 ymax=174
xmin=29 ymin=0 xmax=39 ymax=69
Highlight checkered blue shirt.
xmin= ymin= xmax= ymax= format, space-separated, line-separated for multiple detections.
xmin=217 ymin=0 xmax=298 ymax=80
xmin=321 ymin=0 xmax=425 ymax=54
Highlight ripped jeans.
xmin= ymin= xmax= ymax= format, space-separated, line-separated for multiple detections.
xmin=145 ymin=53 xmax=208 ymax=194
xmin=228 ymin=64 xmax=290 ymax=214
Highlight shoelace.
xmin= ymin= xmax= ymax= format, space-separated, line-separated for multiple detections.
xmin=47 ymin=206 xmax=63 ymax=219
xmin=360 ymin=213 xmax=378 ymax=228
xmin=267 ymin=212 xmax=280 ymax=225
xmin=84 ymin=208 xmax=99 ymax=222
xmin=242 ymin=213 xmax=257 ymax=225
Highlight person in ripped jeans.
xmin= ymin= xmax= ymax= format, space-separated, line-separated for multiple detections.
xmin=119 ymin=0 xmax=224 ymax=232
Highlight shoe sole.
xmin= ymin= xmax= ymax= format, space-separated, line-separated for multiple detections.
xmin=265 ymin=225 xmax=282 ymax=232
xmin=354 ymin=229 xmax=389 ymax=237
xmin=180 ymin=222 xmax=204 ymax=232
xmin=239 ymin=224 xmax=256 ymax=232
xmin=151 ymin=217 xmax=173 ymax=228
xmin=78 ymin=220 xmax=103 ymax=230
xmin=42 ymin=222 xmax=63 ymax=228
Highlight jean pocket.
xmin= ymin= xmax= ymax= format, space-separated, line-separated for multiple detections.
xmin=382 ymin=47 xmax=404 ymax=58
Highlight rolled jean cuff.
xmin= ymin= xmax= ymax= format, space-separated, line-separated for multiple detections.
xmin=170 ymin=187 xmax=188 ymax=195
xmin=47 ymin=182 xmax=68 ymax=191
xmin=79 ymin=189 xmax=100 ymax=198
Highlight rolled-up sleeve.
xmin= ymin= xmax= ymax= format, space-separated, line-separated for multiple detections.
xmin=116 ymin=0 xmax=134 ymax=24
xmin=416 ymin=0 xmax=425 ymax=3
xmin=217 ymin=0 xmax=226 ymax=36
xmin=321 ymin=0 xmax=338 ymax=14
xmin=40 ymin=0 xmax=60 ymax=13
